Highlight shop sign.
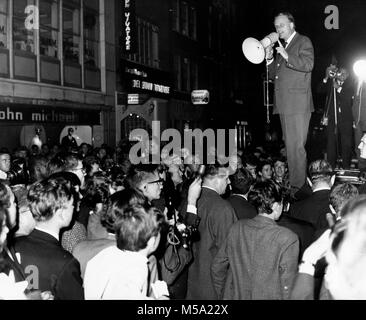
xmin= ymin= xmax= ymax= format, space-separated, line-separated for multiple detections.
xmin=0 ymin=104 xmax=100 ymax=125
xmin=191 ymin=90 xmax=210 ymax=105
xmin=121 ymin=0 xmax=136 ymax=53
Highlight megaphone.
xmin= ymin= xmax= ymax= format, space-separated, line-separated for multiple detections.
xmin=242 ymin=32 xmax=279 ymax=64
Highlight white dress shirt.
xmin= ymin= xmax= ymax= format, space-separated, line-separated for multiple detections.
xmin=84 ymin=246 xmax=151 ymax=300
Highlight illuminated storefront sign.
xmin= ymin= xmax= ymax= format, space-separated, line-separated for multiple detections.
xmin=132 ymin=79 xmax=170 ymax=95
xmin=0 ymin=104 xmax=100 ymax=125
xmin=121 ymin=0 xmax=136 ymax=53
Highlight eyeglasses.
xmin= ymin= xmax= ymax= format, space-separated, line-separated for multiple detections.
xmin=147 ymin=178 xmax=164 ymax=185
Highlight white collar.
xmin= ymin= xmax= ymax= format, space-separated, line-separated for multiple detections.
xmin=285 ymin=31 xmax=297 ymax=47
xmin=35 ymin=226 xmax=59 ymax=241
xmin=202 ymin=185 xmax=219 ymax=194
xmin=312 ymin=186 xmax=331 ymax=193
xmin=232 ymin=193 xmax=247 ymax=200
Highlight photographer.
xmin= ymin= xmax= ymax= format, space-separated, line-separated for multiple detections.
xmin=320 ymin=63 xmax=353 ymax=169
xmin=125 ymin=164 xmax=202 ymax=299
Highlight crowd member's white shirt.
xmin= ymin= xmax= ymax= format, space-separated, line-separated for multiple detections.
xmin=0 ymin=271 xmax=27 ymax=300
xmin=84 ymin=246 xmax=151 ymax=300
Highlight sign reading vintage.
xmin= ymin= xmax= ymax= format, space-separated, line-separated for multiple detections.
xmin=121 ymin=0 xmax=136 ymax=54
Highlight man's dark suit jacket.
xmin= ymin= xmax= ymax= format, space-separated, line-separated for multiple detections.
xmin=289 ymin=189 xmax=330 ymax=233
xmin=227 ymin=194 xmax=257 ymax=220
xmin=268 ymin=32 xmax=314 ymax=115
xmin=277 ymin=214 xmax=315 ymax=257
xmin=13 ymin=229 xmax=84 ymax=300
xmin=186 ymin=187 xmax=237 ymax=300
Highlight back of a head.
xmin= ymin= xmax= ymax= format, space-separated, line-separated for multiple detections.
xmin=326 ymin=195 xmax=366 ymax=299
xmin=63 ymin=153 xmax=81 ymax=171
xmin=82 ymin=173 xmax=111 ymax=208
xmin=203 ymin=163 xmax=229 ymax=180
xmin=230 ymin=168 xmax=254 ymax=195
xmin=27 ymin=177 xmax=73 ymax=222
xmin=28 ymin=155 xmax=49 ymax=183
xmin=308 ymin=159 xmax=333 ymax=185
xmin=114 ymin=205 xmax=162 ymax=252
xmin=248 ymin=180 xmax=282 ymax=214
xmin=102 ymin=188 xmax=147 ymax=233
xmin=329 ymin=182 xmax=359 ymax=214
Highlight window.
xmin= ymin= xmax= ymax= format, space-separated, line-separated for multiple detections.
xmin=180 ymin=1 xmax=188 ymax=35
xmin=173 ymin=1 xmax=197 ymax=40
xmin=63 ymin=0 xmax=81 ymax=64
xmin=173 ymin=55 xmax=197 ymax=92
xmin=190 ymin=60 xmax=197 ymax=91
xmin=13 ymin=0 xmax=36 ymax=54
xmin=129 ymin=17 xmax=159 ymax=69
xmin=83 ymin=0 xmax=99 ymax=68
xmin=173 ymin=55 xmax=181 ymax=90
xmin=172 ymin=0 xmax=179 ymax=32
xmin=39 ymin=0 xmax=59 ymax=58
xmin=181 ymin=57 xmax=189 ymax=92
xmin=0 ymin=0 xmax=8 ymax=48
xmin=188 ymin=6 xmax=196 ymax=39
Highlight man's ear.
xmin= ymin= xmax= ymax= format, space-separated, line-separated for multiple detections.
xmin=307 ymin=177 xmax=312 ymax=187
xmin=330 ymin=174 xmax=336 ymax=186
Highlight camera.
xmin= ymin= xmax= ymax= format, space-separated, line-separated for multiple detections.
xmin=176 ymin=222 xmax=197 ymax=250
xmin=7 ymin=158 xmax=29 ymax=185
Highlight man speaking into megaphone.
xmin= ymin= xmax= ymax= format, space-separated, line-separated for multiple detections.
xmin=266 ymin=12 xmax=314 ymax=194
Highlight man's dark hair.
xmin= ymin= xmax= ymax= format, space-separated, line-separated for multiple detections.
xmin=203 ymin=162 xmax=229 ymax=179
xmin=230 ymin=168 xmax=254 ymax=195
xmin=115 ymin=205 xmax=162 ymax=251
xmin=248 ymin=180 xmax=283 ymax=215
xmin=125 ymin=164 xmax=159 ymax=189
xmin=275 ymin=12 xmax=296 ymax=27
xmin=256 ymin=159 xmax=273 ymax=175
xmin=102 ymin=188 xmax=147 ymax=233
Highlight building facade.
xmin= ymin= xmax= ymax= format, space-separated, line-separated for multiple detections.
xmin=0 ymin=0 xmax=117 ymax=150
xmin=115 ymin=0 xmax=247 ymax=147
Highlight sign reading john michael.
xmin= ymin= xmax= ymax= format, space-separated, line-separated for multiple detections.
xmin=0 ymin=105 xmax=100 ymax=125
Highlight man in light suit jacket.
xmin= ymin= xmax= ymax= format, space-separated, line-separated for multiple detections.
xmin=267 ymin=12 xmax=314 ymax=191
xmin=211 ymin=180 xmax=299 ymax=299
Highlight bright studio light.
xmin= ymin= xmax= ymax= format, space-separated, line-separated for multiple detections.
xmin=353 ymin=60 xmax=366 ymax=81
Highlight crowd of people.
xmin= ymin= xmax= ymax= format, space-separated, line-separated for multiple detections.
xmin=0 ymin=138 xmax=366 ymax=300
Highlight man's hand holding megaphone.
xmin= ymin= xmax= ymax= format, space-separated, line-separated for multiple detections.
xmin=276 ymin=46 xmax=288 ymax=61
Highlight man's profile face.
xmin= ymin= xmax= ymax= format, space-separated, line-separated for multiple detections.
xmin=142 ymin=172 xmax=163 ymax=201
xmin=274 ymin=15 xmax=294 ymax=41
xmin=0 ymin=154 xmax=11 ymax=173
